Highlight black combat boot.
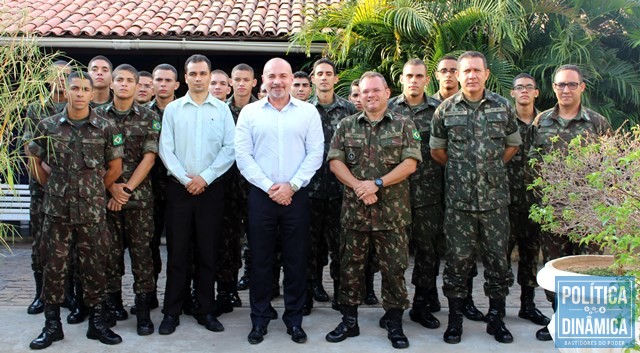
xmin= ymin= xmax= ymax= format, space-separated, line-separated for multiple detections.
xmin=443 ymin=297 xmax=464 ymax=344
xmin=426 ymin=286 xmax=441 ymax=312
xmin=135 ymin=293 xmax=154 ymax=336
xmin=380 ymin=308 xmax=409 ymax=349
xmin=409 ymin=286 xmax=440 ymax=329
xmin=331 ymin=280 xmax=340 ymax=311
xmin=536 ymin=294 xmax=555 ymax=341
xmin=326 ymin=305 xmax=360 ymax=342
xmin=311 ymin=268 xmax=330 ymax=302
xmin=61 ymin=274 xmax=76 ymax=310
xmin=86 ymin=303 xmax=123 ymax=345
xmin=463 ymin=278 xmax=484 ymax=321
xmin=237 ymin=266 xmax=250 ymax=291
xmin=519 ymin=286 xmax=550 ymax=325
xmin=214 ymin=282 xmax=234 ymax=316
xmin=67 ymin=283 xmax=88 ymax=324
xmin=364 ymin=272 xmax=379 ymax=305
xmin=105 ymin=291 xmax=128 ymax=321
xmin=28 ymin=272 xmax=45 ymax=314
xmin=30 ymin=304 xmax=64 ymax=349
xmin=228 ymin=274 xmax=242 ymax=307
xmin=486 ymin=298 xmax=513 ymax=343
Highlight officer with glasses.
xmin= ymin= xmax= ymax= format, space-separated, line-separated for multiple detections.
xmin=528 ymin=64 xmax=611 ymax=341
xmin=432 ymin=56 xmax=459 ymax=101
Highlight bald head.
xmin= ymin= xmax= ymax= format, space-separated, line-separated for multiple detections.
xmin=262 ymin=58 xmax=293 ymax=102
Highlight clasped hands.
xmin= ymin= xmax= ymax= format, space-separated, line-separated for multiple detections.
xmin=107 ymin=183 xmax=132 ymax=211
xmin=353 ymin=180 xmax=379 ymax=205
xmin=269 ymin=183 xmax=294 ymax=206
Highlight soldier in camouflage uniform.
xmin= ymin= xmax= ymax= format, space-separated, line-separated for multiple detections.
xmin=506 ymin=74 xmax=550 ymax=330
xmin=430 ymin=51 xmax=521 ymax=344
xmin=24 ymin=60 xmax=70 ymax=316
xmin=28 ymin=71 xmax=124 ymax=349
xmin=215 ymin=63 xmax=258 ymax=315
xmin=326 ymin=72 xmax=421 ymax=349
xmin=528 ymin=65 xmax=611 ymax=341
xmin=387 ymin=59 xmax=442 ymax=330
xmin=96 ymin=64 xmax=160 ymax=336
xmin=305 ymin=58 xmax=358 ymax=315
xmin=88 ymin=56 xmax=113 ymax=108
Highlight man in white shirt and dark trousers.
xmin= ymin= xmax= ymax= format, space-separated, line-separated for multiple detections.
xmin=235 ymin=58 xmax=323 ymax=345
xmin=158 ymin=54 xmax=235 ymax=335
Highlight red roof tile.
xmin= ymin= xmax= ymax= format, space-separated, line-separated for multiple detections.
xmin=0 ymin=0 xmax=343 ymax=39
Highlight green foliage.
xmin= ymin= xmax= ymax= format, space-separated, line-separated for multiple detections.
xmin=292 ymin=0 xmax=640 ymax=128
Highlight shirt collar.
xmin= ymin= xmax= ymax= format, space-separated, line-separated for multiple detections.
xmin=181 ymin=92 xmax=220 ymax=107
xmin=550 ymin=104 xmax=590 ymax=122
xmin=58 ymin=107 xmax=101 ymax=127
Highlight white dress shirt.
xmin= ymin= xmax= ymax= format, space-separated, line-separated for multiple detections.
xmin=235 ymin=96 xmax=324 ymax=193
xmin=159 ymin=92 xmax=235 ymax=185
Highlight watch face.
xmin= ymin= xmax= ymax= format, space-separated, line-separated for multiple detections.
xmin=375 ymin=179 xmax=382 ymax=187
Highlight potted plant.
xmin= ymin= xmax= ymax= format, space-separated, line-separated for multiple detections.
xmin=529 ymin=126 xmax=640 ymax=352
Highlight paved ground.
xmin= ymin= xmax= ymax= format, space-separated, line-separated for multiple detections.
xmin=0 ymin=241 xmax=558 ymax=353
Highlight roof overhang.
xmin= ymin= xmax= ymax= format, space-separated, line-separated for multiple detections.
xmin=0 ymin=37 xmax=325 ymax=54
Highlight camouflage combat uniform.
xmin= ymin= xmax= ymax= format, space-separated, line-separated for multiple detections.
xmin=24 ymin=99 xmax=66 ymax=273
xmin=528 ymin=105 xmax=610 ymax=275
xmin=146 ymin=99 xmax=169 ymax=280
xmin=216 ymin=95 xmax=258 ymax=285
xmin=327 ymin=110 xmax=422 ymax=310
xmin=430 ymin=90 xmax=521 ymax=300
xmin=96 ymin=103 xmax=160 ymax=295
xmin=388 ymin=94 xmax=445 ymax=290
xmin=506 ymin=110 xmax=540 ymax=288
xmin=28 ymin=108 xmax=123 ymax=306
xmin=307 ymin=94 xmax=358 ymax=283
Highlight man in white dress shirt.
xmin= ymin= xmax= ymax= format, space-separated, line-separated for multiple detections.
xmin=158 ymin=54 xmax=235 ymax=336
xmin=235 ymin=57 xmax=323 ymax=345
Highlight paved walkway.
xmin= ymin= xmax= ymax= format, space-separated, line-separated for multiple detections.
xmin=0 ymin=242 xmax=558 ymax=352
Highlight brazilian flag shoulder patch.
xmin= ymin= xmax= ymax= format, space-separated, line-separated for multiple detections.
xmin=412 ymin=129 xmax=422 ymax=141
xmin=152 ymin=120 xmax=161 ymax=131
xmin=113 ymin=133 xmax=124 ymax=146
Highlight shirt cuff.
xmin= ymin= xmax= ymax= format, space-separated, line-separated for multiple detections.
xmin=505 ymin=132 xmax=522 ymax=147
xmin=199 ymin=170 xmax=216 ymax=185
xmin=429 ymin=136 xmax=448 ymax=150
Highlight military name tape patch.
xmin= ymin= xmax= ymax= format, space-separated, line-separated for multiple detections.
xmin=412 ymin=130 xmax=422 ymax=141
xmin=152 ymin=120 xmax=161 ymax=131
xmin=113 ymin=134 xmax=124 ymax=146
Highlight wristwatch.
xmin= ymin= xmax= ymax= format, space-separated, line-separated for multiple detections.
xmin=374 ymin=178 xmax=384 ymax=188
xmin=289 ymin=182 xmax=300 ymax=193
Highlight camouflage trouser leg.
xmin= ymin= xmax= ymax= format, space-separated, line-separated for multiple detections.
xmin=442 ymin=207 xmax=510 ymax=300
xmin=105 ymin=210 xmax=126 ymax=293
xmin=41 ymin=216 xmax=109 ymax=307
xmin=540 ymin=230 xmax=603 ymax=302
xmin=507 ymin=207 xmax=542 ymax=288
xmin=122 ymin=208 xmax=156 ymax=294
xmin=217 ymin=188 xmax=244 ymax=283
xmin=339 ymin=228 xmax=410 ymax=310
xmin=410 ymin=204 xmax=444 ymax=288
xmin=30 ymin=195 xmax=44 ymax=273
xmin=308 ymin=197 xmax=340 ymax=279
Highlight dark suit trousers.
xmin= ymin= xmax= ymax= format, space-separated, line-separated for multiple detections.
xmin=163 ymin=179 xmax=223 ymax=316
xmin=248 ymin=186 xmax=310 ymax=328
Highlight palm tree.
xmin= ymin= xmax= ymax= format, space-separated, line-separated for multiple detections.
xmin=292 ymin=0 xmax=640 ymax=127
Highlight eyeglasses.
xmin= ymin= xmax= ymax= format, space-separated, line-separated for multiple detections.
xmin=513 ymin=84 xmax=536 ymax=92
xmin=438 ymin=68 xmax=457 ymax=74
xmin=553 ymin=82 xmax=580 ymax=90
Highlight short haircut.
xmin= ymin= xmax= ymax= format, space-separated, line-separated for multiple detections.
xmin=113 ymin=64 xmax=140 ymax=83
xmin=231 ymin=63 xmax=254 ymax=76
xmin=350 ymin=79 xmax=360 ymax=94
xmin=88 ymin=55 xmax=113 ymax=71
xmin=437 ymin=55 xmax=458 ymax=66
xmin=554 ymin=64 xmax=583 ymax=83
xmin=52 ymin=60 xmax=69 ymax=67
xmin=458 ymin=51 xmax=488 ymax=69
xmin=211 ymin=69 xmax=229 ymax=78
xmin=359 ymin=71 xmax=388 ymax=88
xmin=67 ymin=71 xmax=94 ymax=87
xmin=512 ymin=73 xmax=536 ymax=87
xmin=139 ymin=70 xmax=152 ymax=79
xmin=184 ymin=54 xmax=211 ymax=72
xmin=404 ymin=58 xmax=427 ymax=70
xmin=313 ymin=58 xmax=336 ymax=74
xmin=293 ymin=71 xmax=310 ymax=81
xmin=152 ymin=63 xmax=178 ymax=79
